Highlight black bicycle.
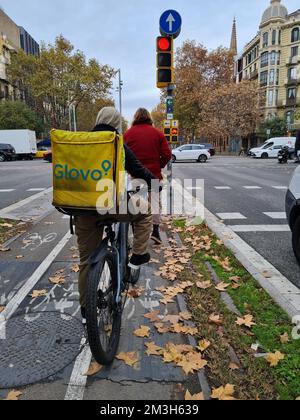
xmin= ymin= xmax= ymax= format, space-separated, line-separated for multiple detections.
xmin=85 ymin=221 xmax=140 ymax=365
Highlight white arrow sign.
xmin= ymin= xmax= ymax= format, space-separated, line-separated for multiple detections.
xmin=166 ymin=13 xmax=175 ymax=32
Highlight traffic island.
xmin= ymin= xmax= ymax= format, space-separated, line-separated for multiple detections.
xmin=170 ymin=218 xmax=300 ymax=400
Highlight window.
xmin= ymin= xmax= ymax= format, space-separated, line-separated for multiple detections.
xmin=276 ymin=69 xmax=280 ymax=85
xmin=287 ymin=88 xmax=296 ymax=99
xmin=291 ymin=27 xmax=300 ymax=43
xmin=277 ymin=51 xmax=281 ymax=65
xmin=269 ymin=69 xmax=275 ymax=85
xmin=275 ymin=89 xmax=279 ymax=106
xmin=270 ymin=51 xmax=276 ymax=65
xmin=286 ymin=111 xmax=294 ymax=125
xmin=260 ymin=71 xmax=268 ymax=86
xmin=291 ymin=46 xmax=298 ymax=58
xmin=288 ymin=67 xmax=297 ymax=80
xmin=268 ymin=90 xmax=274 ymax=107
xmin=272 ymin=30 xmax=277 ymax=45
xmin=278 ymin=30 xmax=281 ymax=45
xmin=263 ymin=142 xmax=274 ymax=149
xmin=263 ymin=32 xmax=268 ymax=48
xmin=261 ymin=52 xmax=269 ymax=67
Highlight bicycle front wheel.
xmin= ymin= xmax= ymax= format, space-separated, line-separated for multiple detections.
xmin=86 ymin=249 xmax=121 ymax=365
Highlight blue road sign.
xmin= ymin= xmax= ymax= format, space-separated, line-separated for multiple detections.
xmin=160 ymin=10 xmax=182 ymax=37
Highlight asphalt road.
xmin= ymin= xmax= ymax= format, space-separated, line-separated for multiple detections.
xmin=0 ymin=160 xmax=52 ymax=210
xmin=173 ymin=156 xmax=300 ymax=288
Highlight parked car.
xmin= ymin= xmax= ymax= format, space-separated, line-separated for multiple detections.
xmin=172 ymin=144 xmax=211 ymax=163
xmin=44 ymin=151 xmax=52 ymax=163
xmin=0 ymin=143 xmax=16 ymax=162
xmin=249 ymin=137 xmax=296 ymax=159
xmin=35 ymin=147 xmax=51 ymax=159
xmin=286 ymin=166 xmax=300 ymax=265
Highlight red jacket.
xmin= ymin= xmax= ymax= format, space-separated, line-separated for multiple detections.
xmin=124 ymin=124 xmax=172 ymax=179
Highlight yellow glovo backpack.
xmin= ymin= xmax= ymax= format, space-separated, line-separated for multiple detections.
xmin=51 ymin=129 xmax=126 ymax=216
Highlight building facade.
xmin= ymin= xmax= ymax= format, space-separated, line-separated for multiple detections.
xmin=238 ymin=0 xmax=300 ymax=133
xmin=0 ymin=9 xmax=39 ymax=103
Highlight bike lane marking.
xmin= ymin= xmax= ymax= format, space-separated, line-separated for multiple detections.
xmin=0 ymin=231 xmax=72 ymax=331
xmin=0 ymin=187 xmax=53 ymax=214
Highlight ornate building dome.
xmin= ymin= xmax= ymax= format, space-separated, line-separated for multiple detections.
xmin=261 ymin=0 xmax=288 ymax=25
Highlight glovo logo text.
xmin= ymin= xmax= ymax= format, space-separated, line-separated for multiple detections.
xmin=54 ymin=160 xmax=113 ymax=182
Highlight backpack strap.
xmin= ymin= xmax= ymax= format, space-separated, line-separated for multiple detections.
xmin=70 ymin=215 xmax=75 ymax=235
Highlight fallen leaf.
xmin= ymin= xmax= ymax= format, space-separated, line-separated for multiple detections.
xmin=236 ymin=315 xmax=256 ymax=329
xmin=0 ymin=223 xmax=13 ymax=228
xmin=71 ymin=264 xmax=80 ymax=273
xmin=0 ymin=306 xmax=5 ymax=313
xmin=185 ymin=390 xmax=204 ymax=401
xmin=296 ymin=396 xmax=300 ymax=401
xmin=215 ymin=282 xmax=230 ymax=292
xmin=134 ymin=326 xmax=150 ymax=338
xmin=4 ymin=390 xmax=22 ymax=400
xmin=145 ymin=342 xmax=164 ymax=357
xmin=144 ymin=311 xmax=161 ymax=323
xmin=196 ymin=281 xmax=212 ymax=290
xmin=116 ymin=352 xmax=139 ymax=367
xmin=229 ymin=363 xmax=240 ymax=371
xmin=49 ymin=274 xmax=66 ymax=285
xmin=84 ymin=362 xmax=102 ymax=376
xmin=29 ymin=290 xmax=47 ymax=298
xmin=128 ymin=288 xmax=144 ymax=298
xmin=179 ymin=311 xmax=192 ymax=321
xmin=230 ymin=276 xmax=241 ymax=283
xmin=0 ymin=246 xmax=10 ymax=252
xmin=209 ymin=314 xmax=223 ymax=325
xmin=211 ymin=384 xmax=236 ymax=400
xmin=164 ymin=315 xmax=181 ymax=325
xmin=16 ymin=255 xmax=24 ymax=260
xmin=262 ymin=270 xmax=272 ymax=279
xmin=178 ymin=353 xmax=208 ymax=374
xmin=280 ymin=333 xmax=290 ymax=344
xmin=266 ymin=351 xmax=285 ymax=367
xmin=197 ymin=340 xmax=211 ymax=352
xmin=154 ymin=323 xmax=170 ymax=334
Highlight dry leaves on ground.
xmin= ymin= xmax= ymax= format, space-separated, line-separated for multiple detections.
xmin=49 ymin=271 xmax=66 ymax=285
xmin=265 ymin=351 xmax=285 ymax=367
xmin=236 ymin=315 xmax=256 ymax=329
xmin=144 ymin=311 xmax=161 ymax=323
xmin=215 ymin=282 xmax=230 ymax=292
xmin=0 ymin=306 xmax=5 ymax=313
xmin=145 ymin=342 xmax=164 ymax=357
xmin=4 ymin=390 xmax=22 ymax=400
xmin=185 ymin=390 xmax=204 ymax=401
xmin=211 ymin=384 xmax=236 ymax=400
xmin=196 ymin=281 xmax=212 ymax=290
xmin=128 ymin=288 xmax=144 ymax=299
xmin=71 ymin=264 xmax=80 ymax=273
xmin=197 ymin=340 xmax=211 ymax=353
xmin=84 ymin=362 xmax=103 ymax=376
xmin=134 ymin=326 xmax=151 ymax=338
xmin=116 ymin=352 xmax=139 ymax=367
xmin=262 ymin=271 xmax=272 ymax=279
xmin=229 ymin=363 xmax=240 ymax=371
xmin=0 ymin=223 xmax=13 ymax=228
xmin=0 ymin=246 xmax=10 ymax=252
xmin=209 ymin=314 xmax=223 ymax=325
xmin=29 ymin=290 xmax=47 ymax=298
xmin=280 ymin=333 xmax=290 ymax=344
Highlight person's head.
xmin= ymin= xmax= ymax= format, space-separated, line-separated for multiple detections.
xmin=132 ymin=108 xmax=153 ymax=127
xmin=95 ymin=107 xmax=121 ymax=132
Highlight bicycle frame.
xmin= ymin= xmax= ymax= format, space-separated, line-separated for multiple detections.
xmin=87 ymin=222 xmax=129 ymax=305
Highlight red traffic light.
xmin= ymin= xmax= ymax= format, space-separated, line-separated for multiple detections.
xmin=172 ymin=128 xmax=178 ymax=135
xmin=157 ymin=37 xmax=171 ymax=51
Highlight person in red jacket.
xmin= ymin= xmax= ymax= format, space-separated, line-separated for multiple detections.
xmin=124 ymin=108 xmax=172 ymax=244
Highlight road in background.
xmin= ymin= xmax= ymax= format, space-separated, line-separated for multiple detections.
xmin=173 ymin=156 xmax=300 ymax=288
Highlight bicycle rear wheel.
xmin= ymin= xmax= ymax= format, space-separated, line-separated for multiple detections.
xmin=86 ymin=249 xmax=121 ymax=365
xmin=128 ymin=223 xmax=141 ymax=285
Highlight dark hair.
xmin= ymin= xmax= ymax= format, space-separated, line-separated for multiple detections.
xmin=132 ymin=108 xmax=153 ymax=126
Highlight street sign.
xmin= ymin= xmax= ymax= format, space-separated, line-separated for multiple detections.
xmin=166 ymin=96 xmax=173 ymax=115
xmin=164 ymin=120 xmax=179 ymax=143
xmin=164 ymin=120 xmax=171 ymax=128
xmin=160 ymin=10 xmax=182 ymax=38
xmin=167 ymin=113 xmax=174 ymax=120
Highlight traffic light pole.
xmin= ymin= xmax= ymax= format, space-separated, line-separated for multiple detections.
xmin=167 ymin=84 xmax=175 ymax=216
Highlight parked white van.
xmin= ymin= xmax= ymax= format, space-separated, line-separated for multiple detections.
xmin=249 ymin=137 xmax=296 ymax=159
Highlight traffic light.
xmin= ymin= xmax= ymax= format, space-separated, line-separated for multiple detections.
xmin=157 ymin=36 xmax=174 ymax=88
xmin=171 ymin=127 xmax=179 ymax=143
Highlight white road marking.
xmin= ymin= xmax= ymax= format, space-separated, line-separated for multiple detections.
xmin=272 ymin=186 xmax=287 ymax=190
xmin=0 ymin=231 xmax=71 ymax=324
xmin=0 ymin=189 xmax=15 ymax=193
xmin=0 ymin=187 xmax=53 ymax=214
xmin=243 ymin=186 xmax=262 ymax=190
xmin=27 ymin=188 xmax=47 ymax=192
xmin=217 ymin=213 xmax=247 ymax=220
xmin=263 ymin=212 xmax=287 ymax=220
xmin=172 ymin=180 xmax=300 ymax=318
xmin=214 ymin=186 xmax=231 ymax=190
xmin=64 ymin=340 xmax=92 ymax=401
xmin=186 ymin=187 xmax=203 ymax=190
xmin=231 ymin=225 xmax=290 ymax=232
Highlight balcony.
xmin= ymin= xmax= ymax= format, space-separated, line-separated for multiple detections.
xmin=285 ymin=78 xmax=300 ymax=86
xmin=250 ymin=69 xmax=258 ymax=79
xmin=287 ymin=56 xmax=300 ymax=65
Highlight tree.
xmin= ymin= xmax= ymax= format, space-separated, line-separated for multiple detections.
xmin=258 ymin=117 xmax=287 ymax=140
xmin=8 ymin=36 xmax=115 ymax=131
xmin=0 ymin=101 xmax=45 ymax=137
xmin=151 ymin=103 xmax=165 ymax=130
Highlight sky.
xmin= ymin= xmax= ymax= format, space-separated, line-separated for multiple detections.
xmin=0 ymin=0 xmax=299 ymax=123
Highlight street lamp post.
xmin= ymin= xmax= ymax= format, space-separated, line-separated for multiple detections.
xmin=116 ymin=69 xmax=123 ymax=134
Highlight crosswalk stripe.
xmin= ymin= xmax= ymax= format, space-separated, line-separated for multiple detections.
xmin=217 ymin=212 xmax=247 ymax=220
xmin=27 ymin=188 xmax=47 ymax=192
xmin=272 ymin=186 xmax=287 ymax=190
xmin=243 ymin=186 xmax=262 ymax=190
xmin=0 ymin=189 xmax=15 ymax=193
xmin=263 ymin=212 xmax=287 ymax=220
xmin=215 ymin=186 xmax=231 ymax=190
xmin=231 ymin=225 xmax=290 ymax=232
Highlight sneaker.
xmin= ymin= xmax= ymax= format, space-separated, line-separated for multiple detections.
xmin=81 ymin=307 xmax=86 ymax=326
xmin=128 ymin=253 xmax=151 ymax=270
xmin=151 ymin=225 xmax=162 ymax=245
